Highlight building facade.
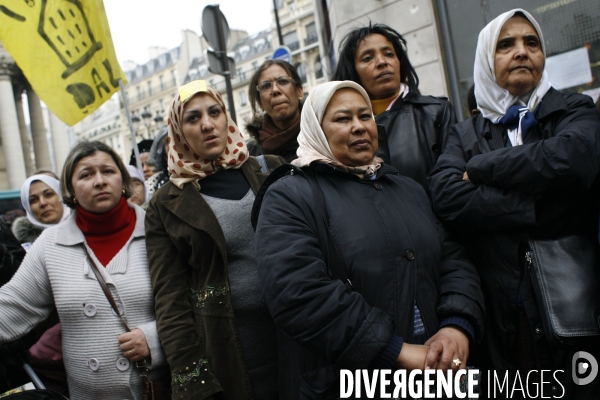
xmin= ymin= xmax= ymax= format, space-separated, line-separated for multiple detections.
xmin=0 ymin=44 xmax=71 ymax=190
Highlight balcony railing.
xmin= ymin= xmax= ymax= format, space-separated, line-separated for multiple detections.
xmin=127 ymin=79 xmax=177 ymax=104
xmin=304 ymin=34 xmax=318 ymax=46
xmin=286 ymin=41 xmax=300 ymax=51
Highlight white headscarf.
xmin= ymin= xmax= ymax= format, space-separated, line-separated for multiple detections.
xmin=292 ymin=81 xmax=382 ymax=177
xmin=474 ymin=8 xmax=551 ymax=145
xmin=19 ymin=174 xmax=70 ymax=228
xmin=126 ymin=165 xmax=150 ymax=204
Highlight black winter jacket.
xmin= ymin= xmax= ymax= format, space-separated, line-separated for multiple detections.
xmin=253 ymin=163 xmax=484 ymax=399
xmin=428 ymin=88 xmax=600 ymax=373
xmin=376 ymin=93 xmax=457 ymax=192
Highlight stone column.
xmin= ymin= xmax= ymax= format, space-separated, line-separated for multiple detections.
xmin=49 ymin=112 xmax=70 ymax=175
xmin=27 ymin=88 xmax=53 ymax=171
xmin=0 ymin=61 xmax=27 ymax=188
xmin=14 ymin=83 xmax=35 ymax=176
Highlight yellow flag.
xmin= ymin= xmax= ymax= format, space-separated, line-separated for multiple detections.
xmin=0 ymin=0 xmax=127 ymax=126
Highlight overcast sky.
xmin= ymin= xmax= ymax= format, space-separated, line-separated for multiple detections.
xmin=103 ymin=0 xmax=274 ymax=66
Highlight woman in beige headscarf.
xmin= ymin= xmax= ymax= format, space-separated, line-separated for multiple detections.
xmin=145 ymin=80 xmax=284 ymax=400
xmin=253 ymin=81 xmax=484 ymax=399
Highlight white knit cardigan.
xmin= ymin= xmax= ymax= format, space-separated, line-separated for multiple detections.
xmin=0 ymin=204 xmax=166 ymax=400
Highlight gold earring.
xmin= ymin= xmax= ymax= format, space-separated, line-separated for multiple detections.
xmin=73 ymin=197 xmax=77 ymax=204
xmin=122 ymin=189 xmax=125 ymax=194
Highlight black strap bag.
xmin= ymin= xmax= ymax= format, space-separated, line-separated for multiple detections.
xmin=488 ymin=123 xmax=600 ymax=346
xmin=525 ymin=235 xmax=600 ymax=346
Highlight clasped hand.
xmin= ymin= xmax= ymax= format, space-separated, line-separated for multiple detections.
xmin=396 ymin=327 xmax=469 ymax=372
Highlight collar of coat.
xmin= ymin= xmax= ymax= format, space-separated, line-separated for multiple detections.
xmin=478 ymin=87 xmax=567 ymax=139
xmin=387 ymin=92 xmax=449 ymax=113
xmin=159 ymin=156 xmax=269 ymax=234
xmin=250 ymin=161 xmax=400 ymax=230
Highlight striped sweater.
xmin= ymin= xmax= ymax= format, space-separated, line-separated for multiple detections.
xmin=0 ymin=204 xmax=166 ymax=400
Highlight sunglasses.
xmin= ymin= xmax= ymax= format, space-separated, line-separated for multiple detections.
xmin=256 ymin=76 xmax=295 ymax=92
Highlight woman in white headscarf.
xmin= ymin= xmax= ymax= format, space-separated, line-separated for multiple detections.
xmin=126 ymin=165 xmax=150 ymax=208
xmin=253 ymin=81 xmax=484 ymax=399
xmin=429 ymin=8 xmax=600 ymax=397
xmin=12 ymin=174 xmax=71 ymax=246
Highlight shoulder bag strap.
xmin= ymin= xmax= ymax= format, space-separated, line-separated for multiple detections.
xmin=83 ymin=245 xmax=150 ymax=372
xmin=306 ymin=174 xmax=352 ymax=288
xmin=82 ymin=244 xmax=131 ymax=333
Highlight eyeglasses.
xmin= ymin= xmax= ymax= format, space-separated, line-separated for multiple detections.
xmin=256 ymin=76 xmax=295 ymax=92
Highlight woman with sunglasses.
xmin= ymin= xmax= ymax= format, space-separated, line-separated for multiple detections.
xmin=246 ymin=60 xmax=304 ymax=162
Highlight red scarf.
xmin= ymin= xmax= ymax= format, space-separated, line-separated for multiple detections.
xmin=75 ymin=197 xmax=136 ymax=267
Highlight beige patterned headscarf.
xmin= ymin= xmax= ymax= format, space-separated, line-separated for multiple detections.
xmin=167 ymin=80 xmax=249 ymax=188
xmin=292 ymin=80 xmax=382 ymax=178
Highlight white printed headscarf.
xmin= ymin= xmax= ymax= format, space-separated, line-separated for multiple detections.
xmin=126 ymin=165 xmax=150 ymax=204
xmin=292 ymin=81 xmax=382 ymax=177
xmin=20 ymin=174 xmax=70 ymax=228
xmin=474 ymin=8 xmax=551 ymax=144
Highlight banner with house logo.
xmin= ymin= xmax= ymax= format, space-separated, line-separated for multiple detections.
xmin=0 ymin=0 xmax=127 ymax=126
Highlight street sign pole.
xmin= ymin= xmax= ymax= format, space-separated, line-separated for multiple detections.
xmin=213 ymin=5 xmax=236 ymax=124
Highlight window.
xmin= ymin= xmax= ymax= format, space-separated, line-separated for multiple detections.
xmin=171 ymin=70 xmax=177 ymax=86
xmin=315 ymin=56 xmax=323 ymax=79
xmin=237 ymin=68 xmax=246 ymax=81
xmin=252 ymin=61 xmax=258 ymax=70
xmin=240 ymin=91 xmax=247 ymax=107
xmin=283 ymin=31 xmax=300 ymax=51
xmin=159 ymin=75 xmax=165 ymax=90
xmin=147 ymin=81 xmax=153 ymax=96
xmin=295 ymin=62 xmax=307 ymax=83
xmin=305 ymin=23 xmax=318 ymax=46
xmin=159 ymin=98 xmax=165 ymax=112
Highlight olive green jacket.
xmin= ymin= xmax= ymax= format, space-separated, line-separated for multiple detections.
xmin=145 ymin=156 xmax=285 ymax=400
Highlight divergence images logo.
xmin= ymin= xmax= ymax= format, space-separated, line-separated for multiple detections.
xmin=572 ymin=351 xmax=598 ymax=386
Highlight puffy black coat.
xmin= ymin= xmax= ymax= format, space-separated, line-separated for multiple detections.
xmin=253 ymin=163 xmax=484 ymax=399
xmin=376 ymin=93 xmax=457 ymax=193
xmin=428 ymin=88 xmax=600 ymax=377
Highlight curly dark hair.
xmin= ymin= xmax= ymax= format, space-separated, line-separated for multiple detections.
xmin=332 ymin=23 xmax=419 ymax=96
xmin=248 ymin=59 xmax=303 ymax=116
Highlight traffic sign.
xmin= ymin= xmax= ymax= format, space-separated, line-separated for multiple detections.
xmin=206 ymin=50 xmax=236 ymax=77
xmin=272 ymin=46 xmax=292 ymax=64
xmin=200 ymin=5 xmax=236 ymax=123
xmin=202 ymin=5 xmax=230 ymax=51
